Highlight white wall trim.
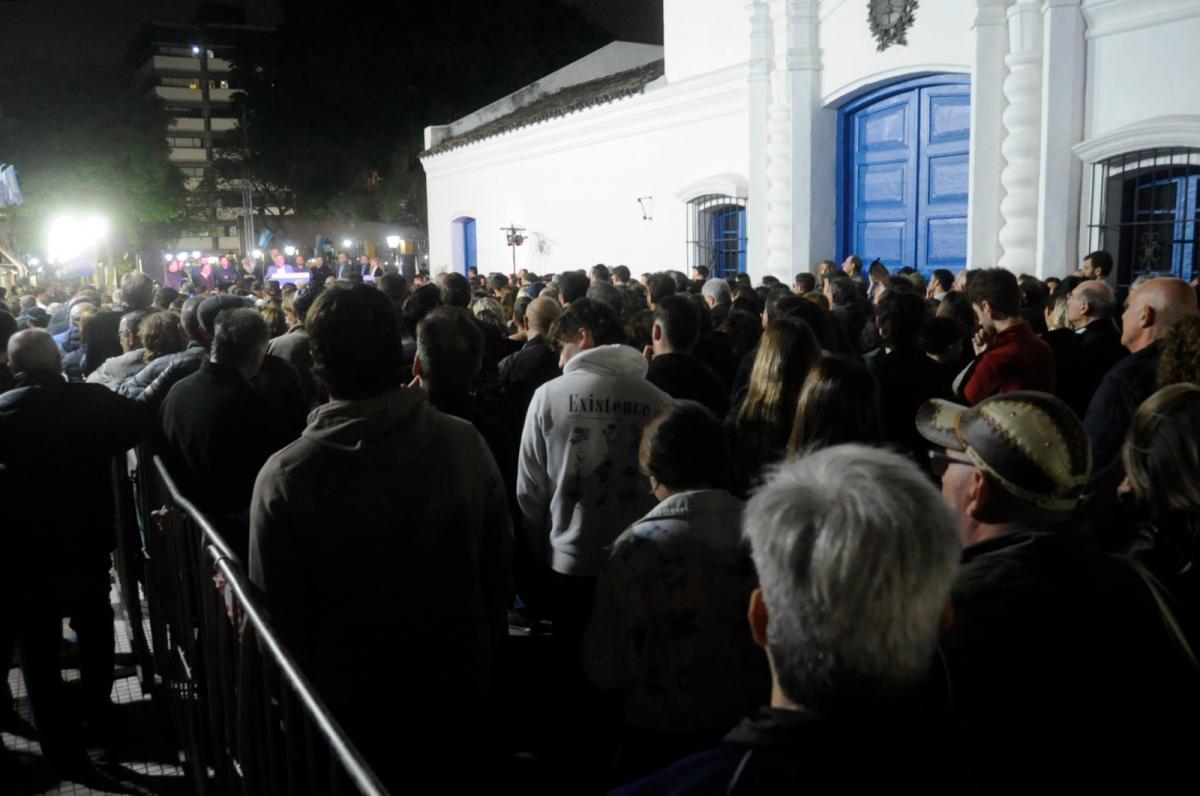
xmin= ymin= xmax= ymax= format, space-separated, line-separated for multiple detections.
xmin=675 ymin=174 xmax=751 ymax=202
xmin=1073 ymin=115 xmax=1200 ymax=163
xmin=821 ymin=64 xmax=971 ymax=107
xmin=1081 ymin=0 xmax=1200 ymax=39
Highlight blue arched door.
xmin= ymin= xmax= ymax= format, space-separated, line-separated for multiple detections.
xmin=838 ymin=75 xmax=971 ymax=273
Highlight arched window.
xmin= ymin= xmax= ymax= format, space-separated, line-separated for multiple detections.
xmin=1085 ymin=147 xmax=1200 ymax=285
xmin=687 ymin=195 xmax=746 ymax=277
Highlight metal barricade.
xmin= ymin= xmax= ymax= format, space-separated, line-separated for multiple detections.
xmin=136 ymin=452 xmax=388 ymax=796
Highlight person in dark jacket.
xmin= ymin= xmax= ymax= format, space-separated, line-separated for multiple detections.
xmin=645 ymin=295 xmax=729 ymax=418
xmin=159 ymin=309 xmax=293 ymax=558
xmin=494 ymin=296 xmax=562 ymax=436
xmin=918 ymin=390 xmax=1200 ymax=795
xmin=0 ymin=329 xmax=152 ymax=787
xmin=616 ymin=445 xmax=970 ymax=795
xmin=1084 ymin=276 xmax=1198 ymax=468
xmin=1064 ymin=280 xmax=1126 ymax=415
xmin=248 ymin=285 xmax=511 ymax=794
xmin=266 ymin=284 xmax=323 ymax=408
xmin=117 ymin=295 xmax=215 ymax=406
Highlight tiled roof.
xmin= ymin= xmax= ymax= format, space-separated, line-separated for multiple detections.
xmin=421 ymin=59 xmax=665 ymax=157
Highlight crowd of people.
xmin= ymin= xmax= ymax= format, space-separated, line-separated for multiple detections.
xmin=3 ymin=247 xmax=1200 ymax=793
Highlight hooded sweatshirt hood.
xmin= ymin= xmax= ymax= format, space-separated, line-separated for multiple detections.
xmin=302 ymin=386 xmax=427 ymax=452
xmin=564 ymin=343 xmax=649 ymax=379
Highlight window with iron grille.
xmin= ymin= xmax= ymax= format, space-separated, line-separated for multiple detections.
xmin=1085 ymin=147 xmax=1200 ymax=286
xmin=686 ymin=195 xmax=747 ymax=277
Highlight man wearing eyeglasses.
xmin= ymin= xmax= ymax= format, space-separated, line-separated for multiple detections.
xmin=917 ymin=391 xmax=1199 ymax=795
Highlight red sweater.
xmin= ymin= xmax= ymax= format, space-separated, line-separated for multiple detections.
xmin=962 ymin=321 xmax=1056 ymax=405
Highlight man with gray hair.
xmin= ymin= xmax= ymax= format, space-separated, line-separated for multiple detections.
xmin=700 ymin=277 xmax=732 ymax=328
xmin=159 ymin=308 xmax=293 ymax=556
xmin=1062 ymin=279 xmax=1124 ymax=417
xmin=616 ymin=445 xmax=967 ymax=794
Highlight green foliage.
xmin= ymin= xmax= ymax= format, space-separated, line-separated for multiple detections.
xmin=230 ymin=0 xmax=610 ymax=228
xmin=0 ymin=59 xmax=188 ymax=249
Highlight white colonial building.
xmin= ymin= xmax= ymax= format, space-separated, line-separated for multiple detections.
xmin=420 ymin=0 xmax=1200 ymax=286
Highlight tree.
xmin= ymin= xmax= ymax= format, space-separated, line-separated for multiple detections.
xmin=0 ymin=59 xmax=188 ymax=255
xmin=228 ymin=0 xmax=610 ymax=230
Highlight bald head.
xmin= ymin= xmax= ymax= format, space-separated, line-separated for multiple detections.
xmin=7 ymin=329 xmax=63 ymax=376
xmin=1122 ymin=277 xmax=1199 ymax=352
xmin=525 ymin=297 xmax=562 ymax=337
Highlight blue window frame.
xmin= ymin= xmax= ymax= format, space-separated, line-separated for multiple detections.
xmin=1086 ymin=148 xmax=1200 ymax=285
xmin=687 ymin=194 xmax=747 ymax=277
xmin=837 ymin=74 xmax=971 ymax=275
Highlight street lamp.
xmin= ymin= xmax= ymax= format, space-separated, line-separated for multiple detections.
xmin=253 ymin=249 xmax=263 ymax=260
xmin=191 ymin=250 xmax=202 ymax=260
xmin=386 ymin=235 xmax=401 ymax=271
xmin=342 ymin=238 xmax=353 ymax=248
xmin=284 ymin=245 xmax=296 ymax=257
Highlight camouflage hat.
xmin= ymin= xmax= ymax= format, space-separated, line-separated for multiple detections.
xmin=916 ymin=391 xmax=1092 ymax=514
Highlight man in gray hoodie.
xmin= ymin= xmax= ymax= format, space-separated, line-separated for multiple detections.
xmin=248 ymin=284 xmax=511 ymax=792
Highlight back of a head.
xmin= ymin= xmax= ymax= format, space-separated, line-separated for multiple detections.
xmin=180 ymin=296 xmax=205 ymax=342
xmin=702 ymin=277 xmax=732 ymax=306
xmin=788 ymin=353 xmax=882 ymax=455
xmin=919 ymin=316 xmax=965 ymax=357
xmin=590 ymin=264 xmax=611 ymax=283
xmin=417 ymin=307 xmax=484 ymax=399
xmin=487 ymin=273 xmax=510 ymax=293
xmin=1124 ymin=383 xmax=1200 ymax=537
xmin=646 ymin=272 xmax=677 ymax=306
xmin=525 ymin=296 xmax=561 ymax=336
xmin=122 ymin=272 xmax=155 ymax=311
xmin=400 ymin=284 xmax=443 ymax=339
xmin=154 ymin=286 xmax=180 ymax=311
xmin=868 ymin=260 xmax=889 ymax=281
xmin=8 ymin=328 xmax=62 ymax=375
xmin=829 ymin=276 xmax=857 ymax=307
xmin=1018 ymin=275 xmax=1049 ymax=310
xmin=551 ymin=297 xmax=624 ymax=347
xmin=744 ymin=445 xmax=960 ymax=713
xmin=739 ymin=317 xmax=822 ymax=444
xmin=931 ymin=269 xmax=955 ymax=293
xmin=794 ymin=273 xmax=817 ymax=294
xmin=212 ymin=308 xmax=270 ymax=371
xmin=439 ymin=272 xmax=472 ymax=308
xmin=654 ymin=293 xmax=701 ymax=352
xmin=966 ymin=268 xmax=1021 ymax=318
xmin=639 ymin=400 xmax=725 ymax=491
xmin=937 ymin=291 xmax=977 ymax=334
xmin=1159 ymin=315 xmax=1200 ymax=387
xmin=378 ymin=273 xmax=410 ymax=306
xmin=875 ymin=290 xmax=927 ymax=351
xmin=120 ymin=308 xmax=156 ymax=343
xmin=613 ymin=265 xmax=631 ymax=284
xmin=307 ymin=284 xmax=406 ymax=400
xmin=1074 ymin=280 xmax=1117 ymax=320
xmin=140 ymin=311 xmax=187 ymax=362
xmin=586 ymin=281 xmax=625 ymax=316
xmin=199 ymin=295 xmax=247 ymax=340
xmin=558 ymin=271 xmax=590 ymax=305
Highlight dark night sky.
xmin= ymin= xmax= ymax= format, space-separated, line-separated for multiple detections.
xmin=0 ymin=0 xmax=663 ymax=69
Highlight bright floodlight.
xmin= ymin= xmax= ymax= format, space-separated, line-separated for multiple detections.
xmin=46 ymin=213 xmax=108 ymax=263
xmin=192 ymin=46 xmax=201 ymax=55
xmin=176 ymin=251 xmax=188 ymax=261
xmin=342 ymin=238 xmax=353 ymax=248
xmin=253 ymin=249 xmax=263 ymax=260
xmin=191 ymin=250 xmax=202 ymax=259
xmin=28 ymin=257 xmax=40 ymax=266
xmin=163 ymin=253 xmax=174 ymax=261
xmin=284 ymin=245 xmax=296 ymax=256
xmin=386 ymin=235 xmax=401 ymax=249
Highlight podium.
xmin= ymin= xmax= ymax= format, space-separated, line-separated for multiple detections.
xmin=268 ymin=271 xmax=311 ymax=286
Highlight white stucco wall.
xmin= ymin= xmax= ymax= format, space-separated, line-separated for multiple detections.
xmin=423 ymin=69 xmax=750 ymax=276
xmin=663 ymin=0 xmax=751 ymax=84
xmin=818 ymin=0 xmax=974 ymax=106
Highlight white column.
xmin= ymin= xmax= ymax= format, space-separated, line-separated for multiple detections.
xmin=997 ymin=0 xmax=1044 ymax=273
xmin=765 ymin=0 xmax=794 ymax=282
xmin=786 ymin=1 xmax=831 ymax=277
xmin=746 ymin=0 xmax=772 ymax=281
xmin=967 ymin=0 xmax=1010 ymax=269
xmin=1035 ymin=0 xmax=1086 ymax=277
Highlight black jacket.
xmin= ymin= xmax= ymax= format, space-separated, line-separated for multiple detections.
xmin=494 ymin=336 xmax=561 ymax=434
xmin=159 ymin=361 xmax=294 ymax=557
xmin=118 ymin=340 xmax=209 ymax=409
xmin=1083 ymin=341 xmax=1160 ymax=467
xmin=1075 ymin=319 xmax=1127 ymax=411
xmin=871 ymin=348 xmax=952 ymax=461
xmin=646 ymin=353 xmax=729 ymax=418
xmin=614 ymin=704 xmax=977 ymax=795
xmin=0 ymin=371 xmax=151 ymax=588
xmin=942 ymin=529 xmax=1200 ymax=795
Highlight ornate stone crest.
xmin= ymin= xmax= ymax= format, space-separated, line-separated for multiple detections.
xmin=868 ymin=0 xmax=920 ymax=52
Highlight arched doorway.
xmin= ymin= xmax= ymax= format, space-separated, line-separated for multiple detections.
xmin=838 ymin=74 xmax=971 ymax=273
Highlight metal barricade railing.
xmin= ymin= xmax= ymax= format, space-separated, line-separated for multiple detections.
xmin=134 ymin=451 xmax=388 ymax=796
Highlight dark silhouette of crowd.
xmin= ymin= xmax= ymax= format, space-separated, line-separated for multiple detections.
xmin=3 ymin=249 xmax=1200 ymax=795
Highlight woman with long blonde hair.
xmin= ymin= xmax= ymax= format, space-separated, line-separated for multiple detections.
xmin=731 ymin=317 xmax=820 ymax=494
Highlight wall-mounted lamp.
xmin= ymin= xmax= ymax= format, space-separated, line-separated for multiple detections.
xmin=637 ymin=196 xmax=655 ymax=221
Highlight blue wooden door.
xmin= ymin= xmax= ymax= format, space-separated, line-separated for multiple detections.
xmin=462 ymin=218 xmax=477 ymax=274
xmin=709 ymin=205 xmax=747 ymax=277
xmin=841 ymin=76 xmax=970 ymax=273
